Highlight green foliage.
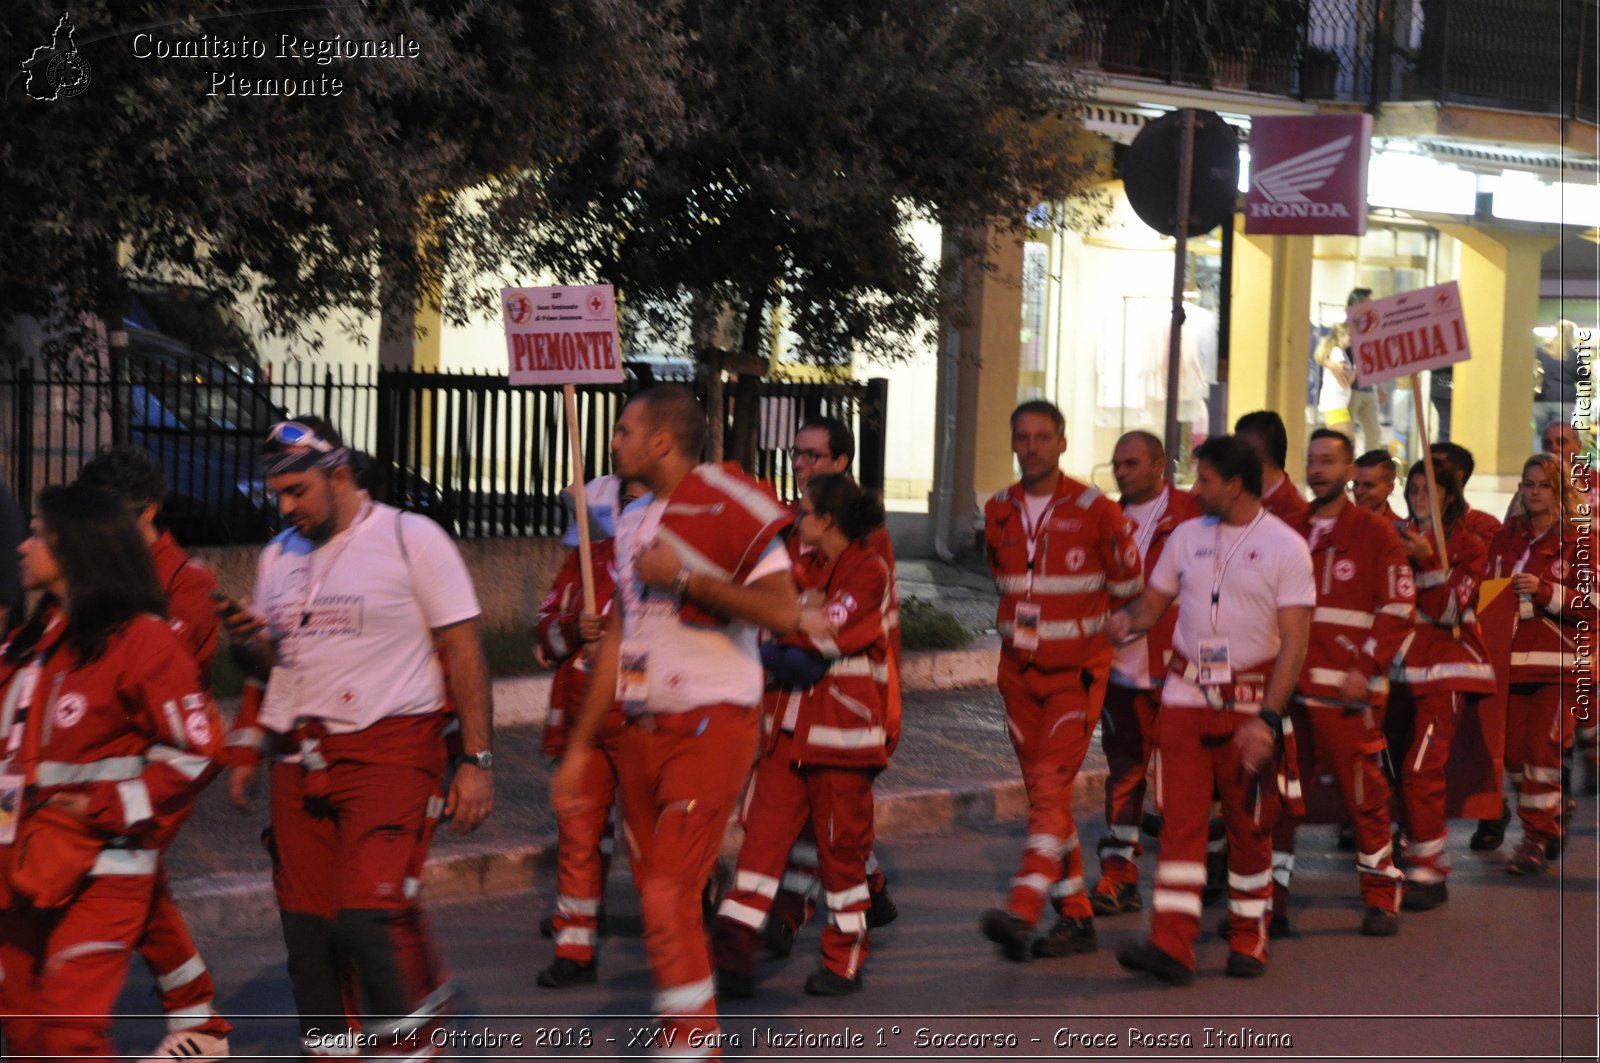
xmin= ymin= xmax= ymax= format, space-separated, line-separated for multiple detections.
xmin=898 ymin=596 xmax=973 ymax=651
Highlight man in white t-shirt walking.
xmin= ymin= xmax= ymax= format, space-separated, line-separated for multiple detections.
xmin=555 ymin=385 xmax=798 ymax=1058
xmin=1106 ymin=435 xmax=1314 ymax=984
xmin=223 ymin=416 xmax=494 ymax=1057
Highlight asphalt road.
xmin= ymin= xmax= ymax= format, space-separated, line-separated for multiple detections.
xmin=113 ymin=806 xmax=1597 ymax=1062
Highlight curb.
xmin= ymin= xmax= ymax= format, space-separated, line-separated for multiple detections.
xmin=174 ymin=761 xmax=1105 ymax=940
xmin=488 ymin=637 xmax=1002 ymax=728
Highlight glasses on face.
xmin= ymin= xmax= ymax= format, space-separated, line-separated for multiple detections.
xmin=266 ymin=421 xmax=336 ymax=452
xmin=789 ymin=447 xmax=830 ymax=464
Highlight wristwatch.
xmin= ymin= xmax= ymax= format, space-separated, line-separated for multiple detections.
xmin=458 ymin=750 xmax=494 ymax=770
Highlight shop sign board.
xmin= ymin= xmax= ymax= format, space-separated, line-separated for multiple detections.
xmin=502 ymin=284 xmax=623 ymax=385
xmin=1347 ymin=281 xmax=1472 ymax=387
xmin=1245 ymin=114 xmax=1372 ymax=236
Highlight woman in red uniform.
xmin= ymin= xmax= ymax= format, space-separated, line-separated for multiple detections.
xmin=713 ymin=473 xmax=894 ymax=998
xmin=0 ymin=484 xmax=224 ymax=1060
xmin=1485 ymin=454 xmax=1591 ymax=874
xmin=1387 ymin=461 xmax=1496 ymax=910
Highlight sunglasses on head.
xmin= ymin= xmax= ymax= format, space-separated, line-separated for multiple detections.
xmin=266 ymin=421 xmax=336 ymax=452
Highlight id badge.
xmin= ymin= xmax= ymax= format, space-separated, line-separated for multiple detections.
xmin=0 ymin=773 xmax=24 ymax=845
xmin=617 ymin=642 xmax=650 ymax=710
xmin=1012 ymin=602 xmax=1042 ymax=652
xmin=257 ymin=666 xmax=303 ymax=731
xmin=1196 ymin=636 xmax=1232 ymax=685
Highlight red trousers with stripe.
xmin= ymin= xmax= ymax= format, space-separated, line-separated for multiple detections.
xmin=1506 ymin=682 xmax=1577 ymax=843
xmin=0 ymin=873 xmax=155 ymax=1061
xmin=1097 ymin=684 xmax=1160 ymax=885
xmin=552 ymin=713 xmax=624 ymax=964
xmin=268 ymin=714 xmax=449 ymax=1055
xmin=1385 ymin=687 xmax=1462 ymax=882
xmin=1273 ymin=700 xmax=1401 ymax=913
xmin=1148 ymin=707 xmax=1279 ymax=971
xmin=616 ymin=704 xmax=758 ymax=1049
xmin=714 ymin=731 xmax=875 ymax=980
xmin=997 ymin=657 xmax=1105 ymax=924
xmin=137 ymin=865 xmax=232 ymax=1039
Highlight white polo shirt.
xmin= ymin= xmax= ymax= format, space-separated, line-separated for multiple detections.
xmin=1148 ymin=511 xmax=1315 ymax=708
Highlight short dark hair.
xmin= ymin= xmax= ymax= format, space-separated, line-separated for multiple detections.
xmin=1308 ymin=427 xmax=1355 ymax=461
xmin=1010 ymin=400 xmax=1066 ymax=436
xmin=1117 ymin=430 xmax=1165 ymax=460
xmin=629 ymin=384 xmax=708 ymax=459
xmin=799 ymin=417 xmax=855 ymax=464
xmin=1347 ymin=287 xmax=1374 ymax=307
xmin=77 ymin=445 xmax=166 ymax=510
xmin=1233 ymin=410 xmax=1289 ymax=471
xmin=805 ymin=473 xmax=886 ymax=542
xmin=1429 ymin=441 xmax=1475 ymax=484
xmin=1194 ymin=434 xmax=1263 ymax=498
xmin=1406 ymin=459 xmax=1466 ymax=531
xmin=1355 ymin=448 xmax=1396 ymax=475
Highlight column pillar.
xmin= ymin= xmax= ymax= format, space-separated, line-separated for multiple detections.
xmin=951 ymin=229 xmax=1026 ymax=533
xmin=1228 ymin=215 xmax=1315 ymax=465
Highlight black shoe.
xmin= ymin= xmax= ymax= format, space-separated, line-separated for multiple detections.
xmin=1225 ymin=952 xmax=1267 ymax=978
xmin=1400 ymin=881 xmax=1448 ymax=912
xmin=1470 ymin=804 xmax=1509 ymax=851
xmin=714 ymin=966 xmax=760 ymax=999
xmin=536 ymin=957 xmax=597 ymax=988
xmin=1506 ymin=836 xmax=1549 ymax=875
xmin=539 ymin=914 xmax=554 ymax=939
xmin=760 ymin=917 xmax=798 ymax=958
xmin=979 ymin=908 xmax=1034 ymax=963
xmin=1089 ymin=880 xmax=1143 ymax=917
xmin=803 ymin=967 xmax=862 ymax=997
xmin=1141 ymin=809 xmax=1164 ymax=839
xmin=1031 ymin=917 xmax=1097 ymax=958
xmin=1116 ymin=941 xmax=1194 ymax=986
xmin=867 ymin=883 xmax=899 ymax=929
xmin=1545 ymin=834 xmax=1565 ymax=861
xmin=1360 ymin=907 xmax=1399 ymax=937
xmin=1269 ymin=914 xmax=1294 ymax=939
xmin=1335 ymin=820 xmax=1356 ymax=852
xmin=1560 ymin=796 xmax=1577 ymax=828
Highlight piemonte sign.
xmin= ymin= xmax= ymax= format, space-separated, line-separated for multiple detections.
xmin=1347 ymin=281 xmax=1472 ymax=387
xmin=1245 ymin=114 xmax=1373 ymax=236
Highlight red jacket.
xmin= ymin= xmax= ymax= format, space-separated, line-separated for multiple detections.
xmin=1292 ymin=504 xmax=1415 ymax=703
xmin=0 ymin=613 xmax=224 ymax=891
xmin=1486 ymin=519 xmax=1593 ymax=684
xmin=1393 ymin=520 xmax=1496 ymax=694
xmin=776 ymin=540 xmax=894 ymax=770
xmin=1116 ymin=485 xmax=1200 ymax=681
xmin=660 ymin=463 xmax=792 ymax=628
xmin=1262 ymin=474 xmax=1311 ymax=523
xmin=150 ymin=531 xmax=220 ymax=675
xmin=535 ymin=539 xmax=620 ymax=757
xmin=1462 ymin=505 xmax=1502 ymax=544
xmin=985 ymin=475 xmax=1142 ymax=672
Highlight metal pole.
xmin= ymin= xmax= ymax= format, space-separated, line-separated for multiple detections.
xmin=1163 ymin=109 xmax=1197 ymax=462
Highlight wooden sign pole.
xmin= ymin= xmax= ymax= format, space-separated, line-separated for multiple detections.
xmin=563 ymin=383 xmax=597 ymax=615
xmin=1410 ymin=373 xmax=1451 ymax=569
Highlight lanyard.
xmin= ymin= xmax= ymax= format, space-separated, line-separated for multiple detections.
xmin=298 ymin=501 xmax=377 ymax=628
xmin=1210 ymin=511 xmax=1267 ymax=632
xmin=1513 ymin=526 xmax=1552 ymax=576
xmin=1019 ymin=492 xmax=1054 ymax=594
xmin=1131 ymin=488 xmax=1170 ymax=561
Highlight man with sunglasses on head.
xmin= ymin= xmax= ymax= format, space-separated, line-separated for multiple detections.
xmin=221 ymin=416 xmax=493 ymax=1059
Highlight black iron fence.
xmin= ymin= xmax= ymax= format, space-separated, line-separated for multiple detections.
xmin=1067 ymin=0 xmax=1597 ymax=120
xmin=0 ymin=356 xmax=887 ymax=545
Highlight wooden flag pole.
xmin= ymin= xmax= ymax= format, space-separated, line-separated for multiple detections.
xmin=1410 ymin=374 xmax=1450 ymax=569
xmin=564 ymin=383 xmax=598 ymax=615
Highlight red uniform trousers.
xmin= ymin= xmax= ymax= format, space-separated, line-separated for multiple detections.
xmin=137 ymin=865 xmax=232 ymax=1038
xmin=1149 ymin=707 xmax=1279 ymax=971
xmin=1097 ymin=684 xmax=1161 ymax=886
xmin=1272 ymin=700 xmax=1402 ymax=914
xmin=1507 ymin=682 xmax=1578 ymax=843
xmin=997 ymin=656 xmax=1105 ymax=925
xmin=764 ymin=827 xmax=889 ymax=939
xmin=714 ymin=731 xmax=875 ymax=980
xmin=617 ymin=704 xmax=758 ymax=1052
xmin=1385 ymin=687 xmax=1463 ymax=883
xmin=0 ymin=874 xmax=155 ymax=1062
xmin=552 ymin=712 xmax=624 ymax=964
xmin=268 ymin=714 xmax=451 ymax=1058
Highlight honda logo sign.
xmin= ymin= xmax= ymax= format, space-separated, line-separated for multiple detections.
xmin=1245 ymin=114 xmax=1372 ymax=235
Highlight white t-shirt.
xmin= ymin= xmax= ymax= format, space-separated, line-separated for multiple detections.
xmin=1110 ymin=488 xmax=1170 ymax=689
xmin=1148 ymin=511 xmax=1316 ymax=708
xmin=1318 ymin=349 xmax=1353 ymax=414
xmin=614 ymin=496 xmax=791 ymax=715
xmin=254 ymin=503 xmax=481 ymax=733
xmin=1021 ymin=492 xmax=1052 ymax=561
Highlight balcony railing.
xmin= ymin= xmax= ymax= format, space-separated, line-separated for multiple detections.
xmin=1065 ymin=0 xmax=1597 ymax=121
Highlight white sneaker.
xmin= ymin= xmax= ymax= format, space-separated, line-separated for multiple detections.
xmin=139 ymin=1030 xmax=230 ymax=1061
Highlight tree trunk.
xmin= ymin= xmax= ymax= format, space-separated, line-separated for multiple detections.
xmin=727 ymin=285 xmax=770 ymax=473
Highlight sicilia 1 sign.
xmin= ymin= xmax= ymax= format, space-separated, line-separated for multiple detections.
xmin=1348 ymin=281 xmax=1471 ymax=387
xmin=1245 ymin=114 xmax=1373 ymax=236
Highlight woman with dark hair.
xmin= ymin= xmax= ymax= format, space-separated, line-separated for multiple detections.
xmin=1385 ymin=461 xmax=1495 ymax=911
xmin=0 ymin=484 xmax=224 ymax=1060
xmin=713 ymin=473 xmax=893 ymax=998
xmin=1485 ymin=454 xmax=1592 ymax=874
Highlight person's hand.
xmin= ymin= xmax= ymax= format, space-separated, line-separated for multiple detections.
xmin=1234 ymin=717 xmax=1276 ymax=775
xmin=214 ymin=592 xmax=267 ymax=644
xmin=1105 ymin=610 xmax=1134 ymax=646
xmin=1338 ymin=668 xmax=1369 ymax=703
xmin=551 ymin=746 xmax=593 ymax=817
xmin=798 ymin=606 xmax=836 ymax=640
xmin=228 ymin=762 xmax=258 ymax=809
xmin=1399 ymin=527 xmax=1434 ymax=562
xmin=798 ymin=589 xmax=825 ymax=609
xmin=578 ymin=612 xmax=605 ymax=643
xmin=1511 ymin=573 xmax=1542 ymax=596
xmin=48 ymin=791 xmax=92 ymax=823
xmin=635 ymin=540 xmax=684 ymax=591
xmin=445 ymin=763 xmax=493 ymax=834
xmin=1335 ymin=363 xmax=1356 ymax=389
xmin=532 ymin=645 xmax=552 ymax=669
